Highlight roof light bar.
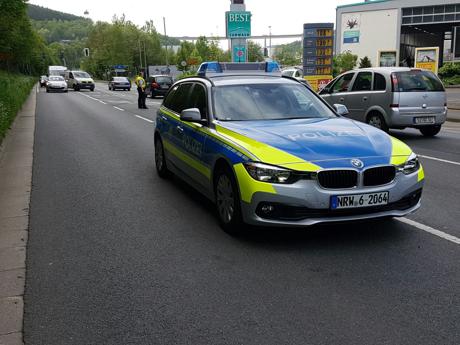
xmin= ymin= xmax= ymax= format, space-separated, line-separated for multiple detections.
xmin=197 ymin=61 xmax=281 ymax=77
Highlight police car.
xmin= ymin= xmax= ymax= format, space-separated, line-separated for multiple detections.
xmin=154 ymin=62 xmax=424 ymax=234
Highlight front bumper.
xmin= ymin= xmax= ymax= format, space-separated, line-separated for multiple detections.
xmin=239 ymin=167 xmax=424 ymax=227
xmin=77 ymin=83 xmax=95 ymax=89
xmin=387 ymin=108 xmax=447 ymax=128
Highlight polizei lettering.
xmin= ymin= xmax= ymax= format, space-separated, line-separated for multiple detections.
xmin=287 ymin=130 xmax=365 ymax=141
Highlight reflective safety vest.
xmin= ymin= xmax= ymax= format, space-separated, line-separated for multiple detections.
xmin=135 ymin=76 xmax=146 ymax=90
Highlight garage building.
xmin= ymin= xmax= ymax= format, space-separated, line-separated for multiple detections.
xmin=336 ymin=0 xmax=460 ymax=67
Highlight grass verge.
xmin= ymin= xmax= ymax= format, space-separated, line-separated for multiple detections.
xmin=0 ymin=71 xmax=35 ymax=145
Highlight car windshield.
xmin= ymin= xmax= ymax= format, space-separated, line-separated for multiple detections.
xmin=213 ymin=83 xmax=336 ymax=121
xmin=74 ymin=72 xmax=90 ymax=78
xmin=114 ymin=77 xmax=128 ymax=82
xmin=394 ymin=70 xmax=444 ymax=92
xmin=49 ymin=76 xmax=64 ymax=81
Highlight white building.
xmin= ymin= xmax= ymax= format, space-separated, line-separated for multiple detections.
xmin=336 ymin=0 xmax=460 ymax=67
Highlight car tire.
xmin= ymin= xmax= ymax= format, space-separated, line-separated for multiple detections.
xmin=366 ymin=112 xmax=388 ymax=132
xmin=128 ymin=88 xmax=131 ymax=92
xmin=74 ymin=85 xmax=80 ymax=91
xmin=64 ymin=90 xmax=68 ymax=93
xmin=214 ymin=165 xmax=244 ymax=236
xmin=420 ymin=125 xmax=441 ymax=137
xmin=151 ymin=93 xmax=155 ymax=99
xmin=46 ymin=89 xmax=49 ymax=93
xmin=108 ymin=86 xmax=111 ymax=90
xmin=90 ymin=87 xmax=95 ymax=92
xmin=155 ymin=137 xmax=169 ymax=178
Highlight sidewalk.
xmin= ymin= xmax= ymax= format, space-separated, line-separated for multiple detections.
xmin=0 ymin=86 xmax=36 ymax=345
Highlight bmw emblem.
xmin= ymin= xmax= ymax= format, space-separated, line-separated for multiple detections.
xmin=351 ymin=159 xmax=364 ymax=168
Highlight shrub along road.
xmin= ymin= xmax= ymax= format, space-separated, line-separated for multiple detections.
xmin=23 ymin=86 xmax=460 ymax=344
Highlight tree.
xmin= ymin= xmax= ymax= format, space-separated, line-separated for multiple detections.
xmin=359 ymin=56 xmax=372 ymax=68
xmin=333 ymin=51 xmax=358 ymax=76
xmin=273 ymin=41 xmax=302 ymax=66
xmin=247 ymin=41 xmax=264 ymax=62
xmin=0 ymin=0 xmax=52 ymax=74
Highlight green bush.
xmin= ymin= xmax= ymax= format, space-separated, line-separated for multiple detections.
xmin=0 ymin=71 xmax=35 ymax=144
xmin=439 ymin=62 xmax=460 ymax=79
xmin=333 ymin=51 xmax=358 ymax=76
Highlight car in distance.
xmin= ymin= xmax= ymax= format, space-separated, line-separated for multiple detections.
xmin=46 ymin=76 xmax=68 ymax=93
xmin=108 ymin=76 xmax=131 ymax=91
xmin=281 ymin=67 xmax=311 ymax=87
xmin=319 ymin=67 xmax=447 ymax=136
xmin=154 ymin=62 xmax=424 ymax=234
xmin=146 ymin=75 xmax=173 ymax=98
xmin=65 ymin=70 xmax=95 ymax=91
xmin=39 ymin=75 xmax=48 ymax=87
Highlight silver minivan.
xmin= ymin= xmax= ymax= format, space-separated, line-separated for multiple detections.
xmin=319 ymin=67 xmax=447 ymax=136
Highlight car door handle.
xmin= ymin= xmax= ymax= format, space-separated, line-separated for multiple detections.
xmin=362 ymin=96 xmax=368 ymax=101
xmin=339 ymin=97 xmax=345 ymax=102
xmin=176 ymin=125 xmax=184 ymax=134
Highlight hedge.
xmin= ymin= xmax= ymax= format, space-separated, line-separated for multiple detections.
xmin=0 ymin=71 xmax=35 ymax=144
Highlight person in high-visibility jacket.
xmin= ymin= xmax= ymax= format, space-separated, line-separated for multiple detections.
xmin=135 ymin=72 xmax=148 ymax=109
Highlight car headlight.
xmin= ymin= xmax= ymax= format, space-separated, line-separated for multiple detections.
xmin=398 ymin=152 xmax=420 ymax=175
xmin=244 ymin=162 xmax=293 ymax=183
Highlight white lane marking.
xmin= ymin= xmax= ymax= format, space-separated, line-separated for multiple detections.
xmin=113 ymin=106 xmax=124 ymax=111
xmin=135 ymin=115 xmax=154 ymax=123
xmin=79 ymin=93 xmax=100 ymax=102
xmin=419 ymin=155 xmax=460 ymax=166
xmin=397 ymin=217 xmax=460 ymax=245
xmin=98 ymin=100 xmax=106 ymax=104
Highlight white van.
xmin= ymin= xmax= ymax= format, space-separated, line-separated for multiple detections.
xmin=65 ymin=70 xmax=95 ymax=91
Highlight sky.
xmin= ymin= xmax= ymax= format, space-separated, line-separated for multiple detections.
xmin=28 ymin=0 xmax=353 ymax=46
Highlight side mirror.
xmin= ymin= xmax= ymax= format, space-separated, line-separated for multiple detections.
xmin=334 ymin=104 xmax=349 ymax=116
xmin=180 ymin=108 xmax=205 ymax=123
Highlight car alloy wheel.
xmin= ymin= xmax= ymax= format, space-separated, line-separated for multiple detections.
xmin=154 ymin=138 xmax=168 ymax=178
xmin=216 ymin=174 xmax=235 ymax=224
xmin=367 ymin=113 xmax=388 ymax=132
xmin=214 ymin=166 xmax=243 ymax=235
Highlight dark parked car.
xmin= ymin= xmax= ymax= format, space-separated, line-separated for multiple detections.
xmin=146 ymin=75 xmax=173 ymax=98
xmin=108 ymin=76 xmax=131 ymax=91
xmin=40 ymin=75 xmax=48 ymax=87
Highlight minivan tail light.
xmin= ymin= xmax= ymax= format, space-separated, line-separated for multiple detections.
xmin=391 ymin=73 xmax=398 ymax=92
xmin=152 ymin=82 xmax=159 ymax=89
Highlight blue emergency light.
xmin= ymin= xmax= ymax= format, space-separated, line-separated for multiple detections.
xmin=197 ymin=61 xmax=281 ymax=77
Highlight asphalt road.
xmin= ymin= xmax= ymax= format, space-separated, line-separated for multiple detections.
xmin=24 ymin=82 xmax=460 ymax=345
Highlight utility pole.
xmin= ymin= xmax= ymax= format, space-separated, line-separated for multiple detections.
xmin=269 ymin=25 xmax=272 ymax=60
xmin=163 ymin=17 xmax=168 ymax=66
xmin=138 ymin=40 xmax=142 ymax=72
xmin=143 ymin=41 xmax=147 ymax=73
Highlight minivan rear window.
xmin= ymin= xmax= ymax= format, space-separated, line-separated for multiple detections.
xmin=155 ymin=76 xmax=172 ymax=84
xmin=393 ymin=70 xmax=444 ymax=92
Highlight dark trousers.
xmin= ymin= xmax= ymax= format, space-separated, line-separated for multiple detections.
xmin=137 ymin=87 xmax=146 ymax=108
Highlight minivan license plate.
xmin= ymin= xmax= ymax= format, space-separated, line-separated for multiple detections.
xmin=331 ymin=192 xmax=389 ymax=209
xmin=415 ymin=116 xmax=435 ymax=124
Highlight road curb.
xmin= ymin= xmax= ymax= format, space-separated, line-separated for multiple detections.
xmin=0 ymin=84 xmax=37 ymax=345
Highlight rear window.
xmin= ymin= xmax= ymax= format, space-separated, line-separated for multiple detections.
xmin=155 ymin=76 xmax=172 ymax=84
xmin=393 ymin=70 xmax=444 ymax=92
